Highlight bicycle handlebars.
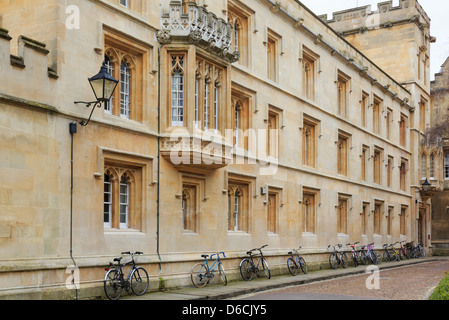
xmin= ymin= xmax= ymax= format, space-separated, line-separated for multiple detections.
xmin=121 ymin=251 xmax=143 ymax=256
xmin=210 ymin=252 xmax=226 ymax=261
xmin=247 ymin=244 xmax=268 ymax=255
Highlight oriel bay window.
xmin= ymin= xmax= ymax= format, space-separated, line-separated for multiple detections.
xmin=169 ymin=53 xmax=225 ymax=130
xmin=171 ymin=54 xmax=185 ymax=127
xmin=196 ymin=58 xmax=224 ymax=131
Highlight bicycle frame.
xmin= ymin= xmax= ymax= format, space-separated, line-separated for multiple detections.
xmin=328 ymin=244 xmax=345 ymax=265
xmin=106 ymin=252 xmax=138 ymax=287
xmin=248 ymin=249 xmax=265 ymax=270
xmin=204 ymin=252 xmax=226 ymax=278
xmin=289 ymin=247 xmax=303 ymax=267
xmin=242 ymin=244 xmax=270 ymax=279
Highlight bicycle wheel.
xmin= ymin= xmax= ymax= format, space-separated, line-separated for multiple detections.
xmin=261 ymin=258 xmax=271 ymax=279
xmin=299 ymin=257 xmax=308 ymax=274
xmin=341 ymin=253 xmax=348 ymax=269
xmin=392 ymin=251 xmax=399 ymax=262
xmin=329 ymin=253 xmax=338 ymax=269
xmin=130 ymin=267 xmax=149 ymax=296
xmin=360 ymin=251 xmax=368 ymax=265
xmin=218 ymin=262 xmax=227 ymax=286
xmin=399 ymin=249 xmax=405 ymax=260
xmin=375 ymin=251 xmax=382 ymax=264
xmin=369 ymin=251 xmax=377 ymax=264
xmin=240 ymin=259 xmax=254 ymax=281
xmin=191 ymin=263 xmax=210 ymax=288
xmin=352 ymin=255 xmax=358 ymax=268
xmin=104 ymin=269 xmax=123 ymax=301
xmin=287 ymin=258 xmax=298 ymax=276
xmin=421 ymin=247 xmax=427 ymax=258
xmin=383 ymin=251 xmax=391 ymax=262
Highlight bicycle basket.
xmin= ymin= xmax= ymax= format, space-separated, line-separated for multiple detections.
xmin=367 ymin=244 xmax=374 ymax=250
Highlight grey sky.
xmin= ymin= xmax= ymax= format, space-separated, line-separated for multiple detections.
xmin=299 ymin=0 xmax=449 ymax=80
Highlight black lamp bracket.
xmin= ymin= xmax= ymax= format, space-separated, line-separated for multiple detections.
xmin=74 ymin=100 xmax=103 ymax=126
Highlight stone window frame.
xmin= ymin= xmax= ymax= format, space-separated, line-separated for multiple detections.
xmin=337 ymin=194 xmax=351 ymax=235
xmin=302 ymin=187 xmax=319 ymax=234
xmin=195 ymin=56 xmax=225 ymax=132
xmin=400 ymin=205 xmax=408 ymax=236
xmin=228 ymin=0 xmax=253 ymax=67
xmin=227 ymin=174 xmax=253 ymax=233
xmin=104 ymin=28 xmax=149 ymax=123
xmin=302 ymin=115 xmax=319 ymax=168
xmin=373 ymin=147 xmax=383 ymax=185
xmin=265 ymin=28 xmax=281 ymax=83
xmin=337 ymin=130 xmax=351 ymax=177
xmin=301 ymin=46 xmax=319 ymax=101
xmin=181 ymin=174 xmax=206 ymax=234
xmin=103 ymin=165 xmax=142 ymax=231
xmin=400 ymin=158 xmax=408 ymax=192
xmin=373 ymin=200 xmax=384 ymax=236
xmin=336 ymin=70 xmax=351 ymax=118
xmin=372 ymin=95 xmax=382 ymax=135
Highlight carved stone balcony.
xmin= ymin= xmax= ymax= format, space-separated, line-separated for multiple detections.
xmin=160 ymin=134 xmax=233 ymax=174
xmin=157 ymin=0 xmax=240 ymax=63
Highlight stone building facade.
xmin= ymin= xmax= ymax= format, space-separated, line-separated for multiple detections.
xmin=430 ymin=56 xmax=449 ymax=255
xmin=0 ymin=0 xmax=434 ymax=299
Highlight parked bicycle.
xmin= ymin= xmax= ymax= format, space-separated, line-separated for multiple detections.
xmin=240 ymin=245 xmax=271 ymax=281
xmin=382 ymin=243 xmax=398 ymax=262
xmin=287 ymin=246 xmax=308 ymax=276
xmin=347 ymin=242 xmax=360 ymax=267
xmin=398 ymin=241 xmax=409 ymax=260
xmin=360 ymin=242 xmax=379 ymax=265
xmin=104 ymin=251 xmax=149 ymax=301
xmin=191 ymin=252 xmax=227 ymax=288
xmin=328 ymin=244 xmax=348 ymax=269
xmin=389 ymin=242 xmax=402 ymax=261
xmin=405 ymin=241 xmax=419 ymax=259
xmin=415 ymin=242 xmax=426 ymax=258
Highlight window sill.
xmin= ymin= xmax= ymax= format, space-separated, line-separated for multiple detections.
xmin=182 ymin=230 xmax=199 ymax=236
xmin=104 ymin=228 xmax=144 ymax=235
xmin=228 ymin=230 xmax=250 ymax=236
xmin=302 ymin=232 xmax=316 ymax=237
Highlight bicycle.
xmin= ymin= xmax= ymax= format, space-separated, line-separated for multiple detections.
xmin=287 ymin=246 xmax=308 ymax=276
xmin=405 ymin=242 xmax=417 ymax=259
xmin=360 ymin=242 xmax=379 ymax=265
xmin=104 ymin=251 xmax=149 ymax=301
xmin=191 ymin=252 xmax=227 ymax=288
xmin=398 ymin=241 xmax=408 ymax=260
xmin=347 ymin=242 xmax=360 ymax=267
xmin=328 ymin=244 xmax=348 ymax=269
xmin=415 ymin=242 xmax=426 ymax=258
xmin=240 ymin=245 xmax=271 ymax=281
xmin=382 ymin=243 xmax=398 ymax=262
xmin=389 ymin=242 xmax=401 ymax=262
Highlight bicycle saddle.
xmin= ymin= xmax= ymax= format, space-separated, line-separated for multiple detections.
xmin=288 ymin=251 xmax=292 ymax=255
xmin=201 ymin=255 xmax=209 ymax=259
xmin=114 ymin=257 xmax=123 ymax=263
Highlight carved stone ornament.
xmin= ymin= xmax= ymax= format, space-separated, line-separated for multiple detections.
xmin=189 ymin=30 xmax=203 ymax=43
xmin=156 ymin=30 xmax=172 ymax=44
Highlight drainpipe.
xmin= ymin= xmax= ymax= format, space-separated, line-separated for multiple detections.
xmin=69 ymin=122 xmax=79 ymax=300
xmin=157 ymin=44 xmax=162 ymax=272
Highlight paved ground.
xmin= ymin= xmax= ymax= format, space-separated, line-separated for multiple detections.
xmin=240 ymin=260 xmax=449 ymax=300
xmin=123 ymin=257 xmax=449 ymax=301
